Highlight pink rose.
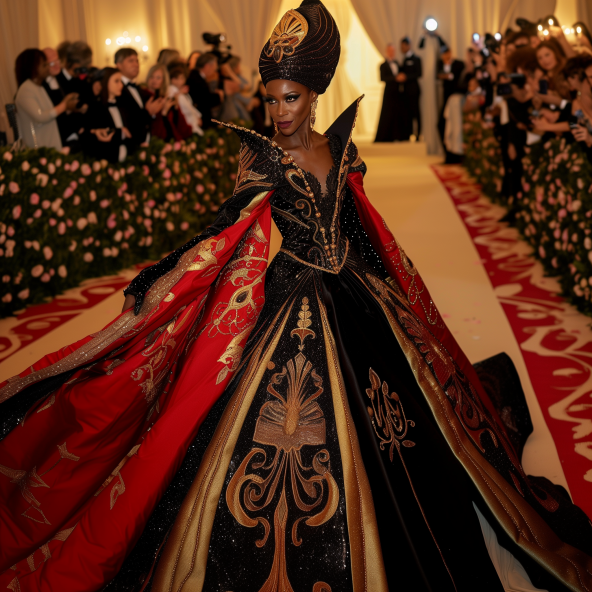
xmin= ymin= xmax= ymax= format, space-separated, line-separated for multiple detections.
xmin=89 ymin=190 xmax=97 ymax=201
xmin=83 ymin=252 xmax=94 ymax=262
xmin=147 ymin=199 xmax=156 ymax=208
xmin=71 ymin=160 xmax=80 ymax=172
xmin=31 ymin=265 xmax=44 ymax=277
xmin=2 ymin=293 xmax=12 ymax=303
xmin=8 ymin=182 xmax=20 ymax=193
xmin=47 ymin=163 xmax=56 ymax=174
xmin=114 ymin=230 xmax=123 ymax=242
xmin=21 ymin=161 xmax=30 ymax=172
xmin=58 ymin=265 xmax=67 ymax=278
xmin=17 ymin=288 xmax=30 ymax=300
xmin=40 ymin=273 xmax=51 ymax=283
xmin=30 ymin=193 xmax=40 ymax=205
xmin=3 ymin=152 xmax=13 ymax=161
xmin=81 ymin=163 xmax=92 ymax=176
xmin=52 ymin=179 xmax=58 ymax=185
xmin=180 ymin=221 xmax=189 ymax=231
xmin=162 ymin=168 xmax=172 ymax=179
xmin=87 ymin=212 xmax=98 ymax=224
xmin=73 ymin=195 xmax=81 ymax=206
xmin=107 ymin=214 xmax=117 ymax=229
xmin=112 ymin=170 xmax=120 ymax=181
xmin=100 ymin=199 xmax=110 ymax=208
xmin=4 ymin=240 xmax=15 ymax=257
xmin=63 ymin=187 xmax=74 ymax=199
xmin=39 ymin=157 xmax=47 ymax=166
xmin=12 ymin=205 xmax=21 ymax=219
xmin=49 ymin=218 xmax=57 ymax=227
xmin=33 ymin=209 xmax=42 ymax=218
xmin=196 ymin=184 xmax=205 ymax=194
xmin=58 ymin=221 xmax=66 ymax=235
xmin=142 ymin=165 xmax=150 ymax=176
xmin=36 ymin=173 xmax=49 ymax=187
xmin=43 ymin=246 xmax=53 ymax=260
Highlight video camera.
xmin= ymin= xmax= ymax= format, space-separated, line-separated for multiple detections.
xmin=202 ymin=32 xmax=233 ymax=64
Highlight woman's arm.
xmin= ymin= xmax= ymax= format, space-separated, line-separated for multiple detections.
xmin=16 ymin=84 xmax=76 ymax=123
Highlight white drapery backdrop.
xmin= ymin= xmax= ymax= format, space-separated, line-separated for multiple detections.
xmin=350 ymin=0 xmax=558 ymax=154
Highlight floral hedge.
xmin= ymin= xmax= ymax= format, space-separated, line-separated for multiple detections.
xmin=0 ymin=127 xmax=241 ymax=318
xmin=517 ymin=138 xmax=592 ymax=315
xmin=463 ymin=112 xmax=505 ymax=202
xmin=463 ymin=115 xmax=592 ymax=317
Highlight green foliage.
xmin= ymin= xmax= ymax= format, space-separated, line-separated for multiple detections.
xmin=464 ymin=113 xmax=592 ymax=317
xmin=518 ymin=137 xmax=592 ymax=315
xmin=463 ymin=112 xmax=505 ymax=201
xmin=0 ymin=127 xmax=241 ymax=317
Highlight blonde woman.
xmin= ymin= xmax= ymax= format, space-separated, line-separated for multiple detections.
xmin=145 ymin=63 xmax=192 ymax=140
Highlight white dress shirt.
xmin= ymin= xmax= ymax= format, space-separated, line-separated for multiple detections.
xmin=121 ymin=76 xmax=144 ymax=108
xmin=388 ymin=60 xmax=399 ymax=76
xmin=108 ymin=101 xmax=127 ymax=162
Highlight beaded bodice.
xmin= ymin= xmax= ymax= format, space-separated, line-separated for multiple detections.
xmin=270 ymin=134 xmax=350 ymax=272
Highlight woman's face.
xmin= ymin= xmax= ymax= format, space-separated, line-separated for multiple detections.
xmin=265 ymin=79 xmax=317 ymax=136
xmin=149 ymin=69 xmax=164 ymax=91
xmin=567 ymin=74 xmax=583 ymax=92
xmin=467 ymin=78 xmax=479 ymax=93
xmin=34 ymin=58 xmax=50 ymax=83
xmin=537 ymin=46 xmax=557 ymax=72
xmin=108 ymin=72 xmax=124 ymax=97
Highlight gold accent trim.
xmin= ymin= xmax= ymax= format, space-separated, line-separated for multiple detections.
xmin=316 ymin=287 xmax=388 ymax=592
xmin=366 ymin=279 xmax=592 ymax=592
xmin=279 ymin=238 xmax=349 ymax=275
xmin=266 ymin=9 xmax=309 ymax=63
xmin=237 ymin=191 xmax=271 ymax=223
xmin=152 ymin=301 xmax=294 ymax=592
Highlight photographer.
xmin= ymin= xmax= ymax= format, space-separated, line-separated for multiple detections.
xmin=186 ymin=53 xmax=224 ymax=129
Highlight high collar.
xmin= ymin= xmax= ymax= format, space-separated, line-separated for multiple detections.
xmin=405 ymin=50 xmax=414 ymax=58
xmin=121 ymin=76 xmax=132 ymax=86
xmin=62 ymin=68 xmax=72 ymax=81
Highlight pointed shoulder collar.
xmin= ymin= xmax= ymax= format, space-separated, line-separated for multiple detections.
xmin=324 ymin=95 xmax=364 ymax=162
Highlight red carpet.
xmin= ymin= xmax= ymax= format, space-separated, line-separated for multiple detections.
xmin=432 ymin=164 xmax=592 ymax=519
xmin=0 ymin=263 xmax=150 ymax=365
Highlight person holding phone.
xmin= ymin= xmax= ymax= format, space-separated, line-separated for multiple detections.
xmin=145 ymin=63 xmax=193 ymax=141
xmin=81 ymin=68 xmax=132 ymax=163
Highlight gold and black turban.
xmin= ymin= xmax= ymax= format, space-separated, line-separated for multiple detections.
xmin=258 ymin=0 xmax=340 ymax=95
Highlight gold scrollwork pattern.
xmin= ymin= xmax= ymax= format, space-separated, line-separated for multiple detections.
xmin=235 ymin=144 xmax=273 ymax=195
xmin=0 ymin=442 xmax=80 ymax=525
xmin=226 ymin=298 xmax=337 ymax=592
xmin=265 ymin=9 xmax=309 ymax=63
xmin=365 ymin=368 xmax=415 ymax=461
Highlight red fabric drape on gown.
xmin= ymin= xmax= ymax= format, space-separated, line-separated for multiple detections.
xmin=0 ymin=176 xmax=505 ymax=591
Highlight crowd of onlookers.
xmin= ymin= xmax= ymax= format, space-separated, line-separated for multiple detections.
xmin=11 ymin=39 xmax=276 ymax=162
xmin=439 ymin=16 xmax=592 ymax=200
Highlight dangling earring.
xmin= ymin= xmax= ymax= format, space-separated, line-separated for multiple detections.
xmin=310 ymin=98 xmax=318 ymax=130
xmin=274 ymin=121 xmax=279 ymax=135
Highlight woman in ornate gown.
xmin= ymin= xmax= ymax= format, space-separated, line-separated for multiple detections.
xmin=1 ymin=2 xmax=591 ymax=591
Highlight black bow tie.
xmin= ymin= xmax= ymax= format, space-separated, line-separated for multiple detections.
xmin=126 ymin=82 xmax=138 ymax=89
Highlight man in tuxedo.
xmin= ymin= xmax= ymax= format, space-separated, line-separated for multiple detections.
xmin=399 ymin=36 xmax=422 ymax=140
xmin=115 ymin=48 xmax=166 ymax=152
xmin=187 ymin=53 xmax=224 ymax=130
xmin=436 ymin=46 xmax=465 ymax=144
xmin=375 ymin=44 xmax=404 ymax=142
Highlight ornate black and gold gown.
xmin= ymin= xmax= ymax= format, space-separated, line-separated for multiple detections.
xmin=0 ymin=107 xmax=591 ymax=592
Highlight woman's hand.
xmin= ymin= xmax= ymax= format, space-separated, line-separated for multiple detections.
xmin=122 ymin=294 xmax=136 ymax=313
xmin=122 ymin=127 xmax=132 ymax=139
xmin=572 ymin=124 xmax=592 ymax=146
xmin=56 ymin=93 xmax=78 ymax=115
xmin=92 ymin=128 xmax=115 ymax=142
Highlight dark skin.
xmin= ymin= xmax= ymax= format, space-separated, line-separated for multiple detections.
xmin=122 ymin=78 xmax=333 ymax=313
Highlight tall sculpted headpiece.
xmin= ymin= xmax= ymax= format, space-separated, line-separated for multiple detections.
xmin=258 ymin=0 xmax=341 ymax=95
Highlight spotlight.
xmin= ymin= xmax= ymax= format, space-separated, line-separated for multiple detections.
xmin=116 ymin=37 xmax=124 ymax=46
xmin=543 ymin=30 xmax=549 ymax=36
xmin=538 ymin=24 xmax=543 ymax=31
xmin=125 ymin=37 xmax=131 ymax=44
xmin=472 ymin=33 xmax=480 ymax=42
xmin=142 ymin=45 xmax=149 ymax=52
xmin=105 ymin=38 xmax=111 ymax=45
xmin=548 ymin=18 xmax=554 ymax=25
xmin=135 ymin=36 xmax=141 ymax=42
xmin=425 ymin=18 xmax=438 ymax=32
xmin=577 ymin=26 xmax=582 ymax=34
xmin=494 ymin=32 xmax=502 ymax=41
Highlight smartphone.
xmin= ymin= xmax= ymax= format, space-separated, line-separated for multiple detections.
xmin=497 ymin=83 xmax=512 ymax=96
xmin=153 ymin=89 xmax=160 ymax=99
xmin=539 ymin=79 xmax=548 ymax=95
xmin=569 ymin=122 xmax=580 ymax=129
